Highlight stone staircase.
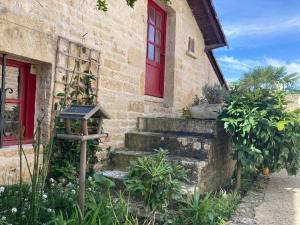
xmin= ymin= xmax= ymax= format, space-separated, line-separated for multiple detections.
xmin=101 ymin=117 xmax=235 ymax=193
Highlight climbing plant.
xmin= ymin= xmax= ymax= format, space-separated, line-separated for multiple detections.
xmin=219 ymin=66 xmax=300 ymax=190
xmin=50 ymin=57 xmax=101 ymax=181
xmin=96 ymin=0 xmax=171 ymax=11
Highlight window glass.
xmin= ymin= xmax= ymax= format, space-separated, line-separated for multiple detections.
xmin=148 ymin=43 xmax=155 ymax=61
xmin=149 ymin=7 xmax=155 ymax=24
xmin=148 ymin=25 xmax=155 ymax=42
xmin=155 ymin=47 xmax=160 ymax=63
xmin=155 ymin=30 xmax=161 ymax=46
xmin=156 ymin=13 xmax=162 ymax=29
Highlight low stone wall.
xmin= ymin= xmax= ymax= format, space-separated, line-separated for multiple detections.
xmin=198 ymin=121 xmax=236 ymax=192
xmin=0 ymin=145 xmax=35 ymax=185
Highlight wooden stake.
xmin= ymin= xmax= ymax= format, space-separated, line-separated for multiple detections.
xmin=79 ymin=140 xmax=87 ymax=213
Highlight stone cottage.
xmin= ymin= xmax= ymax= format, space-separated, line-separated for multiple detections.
xmin=0 ymin=0 xmax=234 ymax=191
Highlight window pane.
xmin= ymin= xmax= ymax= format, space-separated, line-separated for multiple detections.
xmin=155 ymin=30 xmax=161 ymax=46
xmin=6 ymin=66 xmax=20 ymax=99
xmin=155 ymin=47 xmax=160 ymax=64
xmin=156 ymin=13 xmax=162 ymax=29
xmin=149 ymin=7 xmax=155 ymax=24
xmin=148 ymin=43 xmax=155 ymax=61
xmin=148 ymin=25 xmax=155 ymax=42
xmin=4 ymin=103 xmax=20 ymax=139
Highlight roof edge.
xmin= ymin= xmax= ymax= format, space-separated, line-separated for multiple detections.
xmin=206 ymin=50 xmax=229 ymax=90
xmin=203 ymin=0 xmax=228 ymax=49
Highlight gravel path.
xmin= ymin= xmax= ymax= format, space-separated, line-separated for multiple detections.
xmin=255 ymin=170 xmax=300 ymax=225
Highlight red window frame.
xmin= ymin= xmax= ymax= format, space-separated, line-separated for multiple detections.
xmin=0 ymin=59 xmax=36 ymax=146
xmin=145 ymin=0 xmax=166 ymax=98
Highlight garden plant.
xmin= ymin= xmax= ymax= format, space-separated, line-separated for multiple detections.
xmin=219 ymin=66 xmax=300 ymax=189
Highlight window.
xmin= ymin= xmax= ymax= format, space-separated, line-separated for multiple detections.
xmin=145 ymin=0 xmax=166 ymax=98
xmin=0 ymin=57 xmax=36 ymax=147
xmin=188 ymin=37 xmax=195 ymax=53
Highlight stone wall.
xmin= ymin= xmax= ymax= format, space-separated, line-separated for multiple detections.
xmin=287 ymin=94 xmax=300 ymax=111
xmin=0 ymin=0 xmax=222 ymax=149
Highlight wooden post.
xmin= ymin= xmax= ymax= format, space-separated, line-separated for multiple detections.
xmin=79 ymin=139 xmax=87 ymax=213
xmin=65 ymin=119 xmax=72 ymax=134
xmin=79 ymin=119 xmax=89 ymax=213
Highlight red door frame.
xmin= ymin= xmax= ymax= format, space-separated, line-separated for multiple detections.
xmin=145 ymin=0 xmax=166 ymax=98
xmin=0 ymin=58 xmax=36 ymax=146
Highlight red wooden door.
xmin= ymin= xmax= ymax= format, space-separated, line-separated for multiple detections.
xmin=145 ymin=0 xmax=166 ymax=98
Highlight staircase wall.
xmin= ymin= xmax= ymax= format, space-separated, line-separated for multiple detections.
xmin=198 ymin=122 xmax=236 ymax=192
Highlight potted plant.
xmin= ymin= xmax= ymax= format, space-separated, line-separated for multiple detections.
xmin=189 ymin=84 xmax=226 ymax=119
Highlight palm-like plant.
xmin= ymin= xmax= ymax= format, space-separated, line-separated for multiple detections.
xmin=236 ymin=66 xmax=299 ymax=91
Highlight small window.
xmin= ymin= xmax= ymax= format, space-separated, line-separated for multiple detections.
xmin=186 ymin=37 xmax=197 ymax=59
xmin=188 ymin=37 xmax=195 ymax=53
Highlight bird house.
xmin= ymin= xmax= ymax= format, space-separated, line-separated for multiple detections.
xmin=57 ymin=105 xmax=110 ymax=141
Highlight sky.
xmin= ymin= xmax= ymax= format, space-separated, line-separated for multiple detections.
xmin=213 ymin=0 xmax=300 ymax=84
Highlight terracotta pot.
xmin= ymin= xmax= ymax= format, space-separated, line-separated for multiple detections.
xmin=189 ymin=103 xmax=222 ymax=119
xmin=262 ymin=168 xmax=270 ymax=176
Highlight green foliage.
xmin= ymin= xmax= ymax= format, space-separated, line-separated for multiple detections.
xmin=50 ymin=194 xmax=139 ymax=225
xmin=125 ymin=149 xmax=187 ymax=211
xmin=51 ymin=66 xmax=102 ymax=181
xmin=212 ymin=190 xmax=240 ymax=221
xmin=220 ymin=66 xmax=300 ymax=177
xmin=202 ymin=84 xmax=226 ymax=104
xmin=181 ymin=106 xmax=192 ymax=119
xmin=176 ymin=190 xmax=239 ymax=225
xmin=235 ymin=66 xmax=299 ymax=91
xmin=96 ymin=0 xmax=171 ymax=11
xmin=48 ymin=138 xmax=100 ymax=181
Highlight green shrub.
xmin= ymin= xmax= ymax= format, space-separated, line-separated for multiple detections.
xmin=212 ymin=190 xmax=240 ymax=221
xmin=125 ymin=149 xmax=187 ymax=212
xmin=176 ymin=190 xmax=239 ymax=225
xmin=50 ymin=193 xmax=139 ymax=225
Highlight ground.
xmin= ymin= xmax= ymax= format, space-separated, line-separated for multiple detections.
xmin=227 ymin=171 xmax=300 ymax=225
xmin=255 ymin=170 xmax=300 ymax=225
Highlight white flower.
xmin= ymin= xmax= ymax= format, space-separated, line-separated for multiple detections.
xmin=47 ymin=208 xmax=53 ymax=213
xmin=49 ymin=178 xmax=55 ymax=183
xmin=71 ymin=189 xmax=76 ymax=194
xmin=67 ymin=182 xmax=73 ymax=187
xmin=42 ymin=194 xmax=48 ymax=200
xmin=1 ymin=216 xmax=6 ymax=220
xmin=88 ymin=176 xmax=93 ymax=181
xmin=61 ymin=178 xmax=66 ymax=183
xmin=11 ymin=208 xmax=17 ymax=213
xmin=88 ymin=188 xmax=92 ymax=191
xmin=0 ymin=187 xmax=5 ymax=193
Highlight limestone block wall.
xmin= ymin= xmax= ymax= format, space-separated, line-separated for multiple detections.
xmin=287 ymin=94 xmax=300 ymax=111
xmin=198 ymin=122 xmax=236 ymax=192
xmin=0 ymin=0 xmax=222 ymax=149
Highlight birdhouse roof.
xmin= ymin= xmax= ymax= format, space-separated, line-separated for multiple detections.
xmin=58 ymin=105 xmax=110 ymax=120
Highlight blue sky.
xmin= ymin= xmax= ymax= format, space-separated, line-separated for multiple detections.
xmin=213 ymin=0 xmax=300 ymax=84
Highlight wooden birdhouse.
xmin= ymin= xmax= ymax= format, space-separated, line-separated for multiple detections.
xmin=56 ymin=104 xmax=110 ymax=213
xmin=57 ymin=105 xmax=110 ymax=140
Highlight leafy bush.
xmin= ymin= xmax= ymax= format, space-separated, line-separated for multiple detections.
xmin=176 ymin=190 xmax=239 ymax=225
xmin=219 ymin=66 xmax=300 ymax=189
xmin=50 ymin=194 xmax=139 ymax=225
xmin=212 ymin=190 xmax=240 ymax=221
xmin=125 ymin=149 xmax=187 ymax=211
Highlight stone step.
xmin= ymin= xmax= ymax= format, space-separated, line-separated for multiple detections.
xmin=137 ymin=117 xmax=219 ymax=134
xmin=125 ymin=131 xmax=213 ymax=159
xmin=106 ymin=150 xmax=208 ymax=184
xmin=101 ymin=169 xmax=198 ymax=195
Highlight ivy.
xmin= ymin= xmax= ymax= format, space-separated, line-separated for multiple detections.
xmin=96 ymin=0 xmax=171 ymax=11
